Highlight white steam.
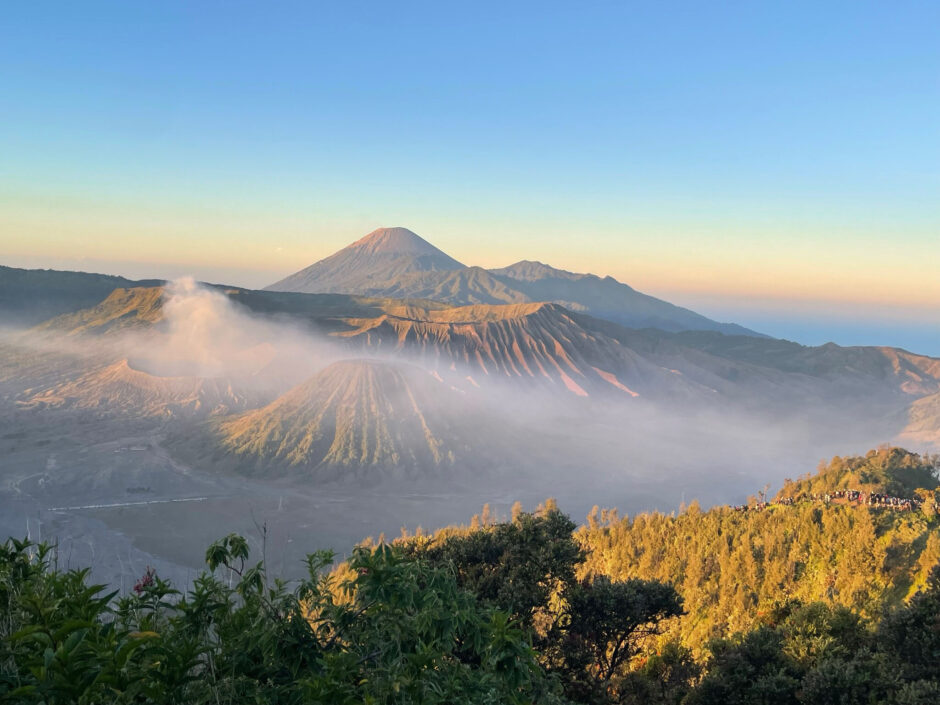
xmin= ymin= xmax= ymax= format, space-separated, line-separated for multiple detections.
xmin=129 ymin=278 xmax=329 ymax=387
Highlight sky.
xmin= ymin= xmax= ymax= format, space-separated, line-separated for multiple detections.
xmin=1 ymin=1 xmax=938 ymax=353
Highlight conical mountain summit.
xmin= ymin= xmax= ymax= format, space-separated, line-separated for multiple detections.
xmin=344 ymin=227 xmax=462 ymax=260
xmin=266 ymin=227 xmax=464 ymax=294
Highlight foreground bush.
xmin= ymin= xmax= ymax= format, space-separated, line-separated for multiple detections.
xmin=0 ymin=536 xmax=560 ymax=704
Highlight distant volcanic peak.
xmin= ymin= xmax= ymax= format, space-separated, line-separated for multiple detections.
xmin=331 ymin=302 xmax=668 ymax=399
xmin=348 ymin=227 xmax=462 ymax=263
xmin=263 ymin=227 xmax=467 ymax=294
xmin=265 ymin=228 xmax=758 ymax=339
xmin=335 ymin=302 xmax=561 ymax=344
xmin=491 ymin=260 xmax=625 ymax=287
xmin=493 ymin=260 xmax=580 ymax=281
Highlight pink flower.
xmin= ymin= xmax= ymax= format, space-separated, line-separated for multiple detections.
xmin=133 ymin=567 xmax=156 ymax=594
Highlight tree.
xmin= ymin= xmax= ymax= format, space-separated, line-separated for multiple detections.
xmin=556 ymin=576 xmax=684 ymax=703
xmin=684 ymin=627 xmax=801 ymax=705
xmin=411 ymin=508 xmax=683 ymax=704
xmin=412 ymin=508 xmax=584 ymax=632
xmin=877 ymin=564 xmax=940 ymax=684
xmin=618 ymin=639 xmax=699 ymax=704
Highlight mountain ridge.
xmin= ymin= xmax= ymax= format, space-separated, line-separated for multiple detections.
xmin=264 ymin=227 xmax=762 ymax=337
xmin=488 ymin=260 xmax=759 ymax=336
xmin=0 ymin=265 xmax=161 ymax=328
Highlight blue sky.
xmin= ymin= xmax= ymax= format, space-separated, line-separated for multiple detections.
xmin=1 ymin=1 xmax=938 ymax=352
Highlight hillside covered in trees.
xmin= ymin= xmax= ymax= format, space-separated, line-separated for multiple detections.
xmin=578 ymin=447 xmax=940 ymax=650
xmin=2 ymin=447 xmax=939 ymax=704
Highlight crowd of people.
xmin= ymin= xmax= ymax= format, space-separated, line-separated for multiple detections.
xmin=732 ymin=489 xmax=925 ymax=513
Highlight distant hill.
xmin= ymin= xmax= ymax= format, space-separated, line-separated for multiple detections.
xmin=35 ymin=287 xmax=166 ymax=335
xmin=776 ymin=446 xmax=940 ymax=500
xmin=0 ymin=265 xmax=160 ymax=328
xmin=576 ymin=447 xmax=940 ymax=650
xmin=900 ymin=391 xmax=940 ymax=446
xmin=51 ymin=285 xmax=703 ymax=400
xmin=349 ymin=266 xmax=527 ymax=306
xmin=265 ymin=227 xmax=761 ymax=337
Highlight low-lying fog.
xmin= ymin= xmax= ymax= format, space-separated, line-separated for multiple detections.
xmin=0 ymin=279 xmax=914 ymax=589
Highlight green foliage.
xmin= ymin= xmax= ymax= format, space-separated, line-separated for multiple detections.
xmin=876 ymin=564 xmax=940 ymax=684
xmin=555 ymin=576 xmax=684 ymax=703
xmin=618 ymin=639 xmax=700 ymax=704
xmin=775 ymin=602 xmax=869 ymax=669
xmin=685 ymin=574 xmax=940 ymax=705
xmin=578 ymin=484 xmax=940 ymax=649
xmin=685 ymin=627 xmax=801 ymax=705
xmin=406 ymin=508 xmax=685 ymax=704
xmin=408 ymin=507 xmax=584 ymax=631
xmin=0 ymin=535 xmax=559 ymax=704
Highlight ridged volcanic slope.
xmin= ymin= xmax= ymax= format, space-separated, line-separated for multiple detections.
xmin=333 ymin=302 xmax=675 ymax=399
xmin=216 ymin=360 xmax=470 ymax=475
